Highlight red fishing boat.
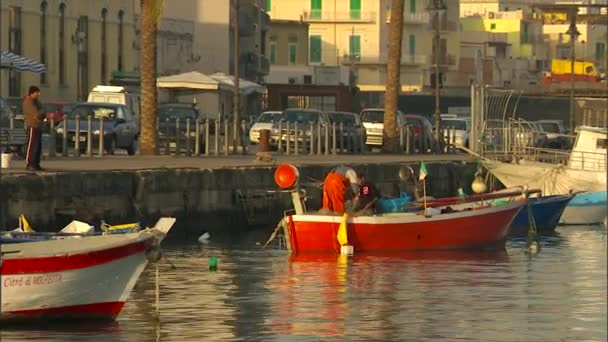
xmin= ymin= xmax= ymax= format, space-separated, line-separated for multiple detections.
xmin=271 ymin=163 xmax=525 ymax=254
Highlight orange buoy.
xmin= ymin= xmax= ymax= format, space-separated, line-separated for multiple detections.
xmin=274 ymin=163 xmax=299 ymax=189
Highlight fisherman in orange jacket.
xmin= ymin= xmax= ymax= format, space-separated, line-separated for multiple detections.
xmin=321 ymin=166 xmax=358 ymax=214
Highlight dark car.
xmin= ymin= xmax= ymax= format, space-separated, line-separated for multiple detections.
xmin=325 ymin=111 xmax=366 ymax=149
xmin=55 ymin=102 xmax=139 ymax=155
xmin=158 ymin=103 xmax=206 ymax=152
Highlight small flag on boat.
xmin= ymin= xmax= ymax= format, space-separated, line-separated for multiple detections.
xmin=419 ymin=161 xmax=428 ymax=181
xmin=337 ymin=213 xmax=349 ymax=246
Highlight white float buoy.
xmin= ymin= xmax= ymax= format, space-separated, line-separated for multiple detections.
xmin=198 ymin=232 xmax=210 ymax=244
xmin=340 ymin=245 xmax=354 ymax=256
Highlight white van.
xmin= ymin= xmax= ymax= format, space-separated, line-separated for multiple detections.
xmin=87 ymin=85 xmax=140 ymax=120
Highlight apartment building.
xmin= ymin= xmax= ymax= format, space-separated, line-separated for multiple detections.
xmin=0 ymin=0 xmax=137 ymax=101
xmin=266 ymin=0 xmax=460 ymax=94
xmin=139 ymin=0 xmax=270 ymax=82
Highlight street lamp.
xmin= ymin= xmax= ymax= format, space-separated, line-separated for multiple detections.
xmin=566 ymin=22 xmax=580 ymax=133
xmin=427 ymin=0 xmax=446 ymax=150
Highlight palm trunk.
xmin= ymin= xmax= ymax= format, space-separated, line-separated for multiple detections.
xmin=139 ymin=0 xmax=159 ymax=155
xmin=382 ymin=0 xmax=405 ymax=153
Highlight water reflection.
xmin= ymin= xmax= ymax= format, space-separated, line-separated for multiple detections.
xmin=0 ymin=226 xmax=605 ymax=342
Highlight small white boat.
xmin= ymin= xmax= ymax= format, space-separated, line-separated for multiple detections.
xmin=559 ymin=191 xmax=607 ymax=225
xmin=0 ymin=217 xmax=176 ymax=323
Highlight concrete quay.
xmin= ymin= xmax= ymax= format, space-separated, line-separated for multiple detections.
xmin=0 ymin=153 xmax=479 ymax=235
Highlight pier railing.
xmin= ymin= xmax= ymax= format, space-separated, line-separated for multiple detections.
xmin=39 ymin=116 xmax=464 ymax=158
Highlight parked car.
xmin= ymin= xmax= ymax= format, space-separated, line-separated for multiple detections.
xmin=157 ymin=103 xmax=205 ymax=152
xmin=249 ymin=111 xmax=281 ymax=144
xmin=44 ymin=101 xmax=73 ymax=124
xmin=0 ymin=96 xmax=26 ymax=156
xmin=360 ymin=108 xmax=406 ymax=148
xmin=271 ymin=108 xmax=331 ymax=151
xmin=440 ymin=117 xmax=470 ymax=148
xmin=404 ymin=114 xmax=435 ymax=152
xmin=4 ymin=97 xmax=24 ymax=118
xmin=325 ymin=111 xmax=366 ymax=149
xmin=510 ymin=119 xmax=548 ymax=148
xmin=536 ymin=119 xmax=570 ymax=149
xmin=0 ymin=96 xmax=24 ymax=129
xmin=55 ymin=102 xmax=139 ymax=155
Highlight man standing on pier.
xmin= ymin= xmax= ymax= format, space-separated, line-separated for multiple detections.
xmin=23 ymin=85 xmax=44 ymax=171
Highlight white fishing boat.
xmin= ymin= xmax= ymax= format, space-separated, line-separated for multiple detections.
xmin=483 ymin=126 xmax=606 ymax=195
xmin=0 ymin=217 xmax=176 ymax=323
xmin=482 ymin=126 xmax=607 ymax=225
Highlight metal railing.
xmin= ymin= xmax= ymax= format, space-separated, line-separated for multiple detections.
xmin=40 ymin=116 xmax=467 ymax=158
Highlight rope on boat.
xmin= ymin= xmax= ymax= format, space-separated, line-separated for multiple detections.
xmin=525 ymin=191 xmax=540 ymax=253
xmin=262 ymin=217 xmax=287 ymax=249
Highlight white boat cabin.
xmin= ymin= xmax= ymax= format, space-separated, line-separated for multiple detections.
xmin=568 ymin=126 xmax=607 ymax=172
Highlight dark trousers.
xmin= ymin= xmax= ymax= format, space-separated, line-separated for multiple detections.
xmin=26 ymin=126 xmax=42 ymax=168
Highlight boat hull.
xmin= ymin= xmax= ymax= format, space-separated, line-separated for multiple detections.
xmin=510 ymin=195 xmax=573 ymax=234
xmin=1 ymin=233 xmax=155 ymax=323
xmin=286 ymin=201 xmax=524 ymax=253
xmin=559 ymin=191 xmax=608 ymax=225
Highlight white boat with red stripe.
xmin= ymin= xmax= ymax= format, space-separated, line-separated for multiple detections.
xmin=0 ymin=217 xmax=176 ymax=323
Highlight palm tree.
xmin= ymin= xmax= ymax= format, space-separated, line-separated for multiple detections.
xmin=382 ymin=0 xmax=405 ymax=153
xmin=139 ymin=0 xmax=163 ymax=155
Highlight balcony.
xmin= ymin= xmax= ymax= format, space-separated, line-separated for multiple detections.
xmin=430 ymin=54 xmax=457 ymax=66
xmin=259 ymin=56 xmax=270 ymax=75
xmin=302 ymin=11 xmax=376 ymax=23
xmin=340 ymin=54 xmax=428 ymax=65
xmin=386 ymin=10 xmax=430 ymax=24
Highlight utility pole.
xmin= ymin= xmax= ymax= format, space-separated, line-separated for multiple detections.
xmin=233 ymin=0 xmax=240 ymax=153
xmin=428 ymin=0 xmax=446 ymax=151
xmin=566 ymin=13 xmax=580 ymax=133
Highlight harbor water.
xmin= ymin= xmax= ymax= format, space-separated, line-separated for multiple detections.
xmin=1 ymin=225 xmax=606 ymax=341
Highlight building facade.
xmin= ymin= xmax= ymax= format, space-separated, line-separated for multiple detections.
xmin=0 ymin=0 xmax=137 ymax=101
xmin=142 ymin=0 xmax=270 ymax=82
xmin=266 ymin=0 xmax=461 ymax=96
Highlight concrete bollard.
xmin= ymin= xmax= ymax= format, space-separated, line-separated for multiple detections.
xmin=214 ymin=119 xmax=219 ymax=156
xmin=277 ymin=120 xmax=283 ymax=155
xmin=339 ymin=122 xmax=344 ymax=154
xmin=204 ymin=119 xmax=210 ymax=156
xmin=309 ymin=123 xmax=315 ymax=155
xmin=285 ymin=122 xmax=291 ymax=156
xmin=317 ymin=122 xmax=322 ymax=155
xmin=86 ymin=115 xmax=93 ymax=157
xmin=331 ymin=123 xmax=336 ymax=155
xmin=194 ymin=118 xmax=200 ymax=156
xmin=294 ymin=122 xmax=299 ymax=156
xmin=405 ymin=126 xmax=411 ymax=154
xmin=74 ymin=115 xmax=81 ymax=157
xmin=62 ymin=120 xmax=68 ymax=157
xmin=175 ymin=118 xmax=181 ymax=155
xmin=186 ymin=118 xmax=191 ymax=156
xmin=224 ymin=119 xmax=229 ymax=156
xmin=241 ymin=120 xmax=247 ymax=155
xmin=98 ymin=117 xmax=105 ymax=157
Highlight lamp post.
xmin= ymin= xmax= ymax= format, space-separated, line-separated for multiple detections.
xmin=427 ymin=0 xmax=446 ymax=150
xmin=566 ymin=22 xmax=580 ymax=133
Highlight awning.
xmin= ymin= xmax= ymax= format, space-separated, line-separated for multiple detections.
xmin=0 ymin=50 xmax=46 ymax=73
xmin=209 ymin=72 xmax=266 ymax=95
xmin=157 ymin=71 xmax=221 ymax=91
